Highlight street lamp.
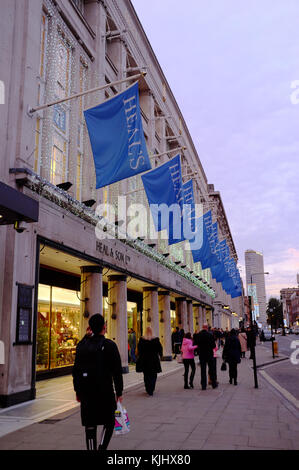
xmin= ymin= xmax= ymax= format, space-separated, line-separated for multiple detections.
xmin=249 ymin=271 xmax=269 ymax=389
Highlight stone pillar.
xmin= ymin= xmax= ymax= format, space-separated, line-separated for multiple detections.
xmin=187 ymin=300 xmax=194 ymax=336
xmin=107 ymin=275 xmax=128 ymax=373
xmin=80 ymin=266 xmax=103 ymax=339
xmin=206 ymin=308 xmax=212 ymax=328
xmin=176 ymin=297 xmax=188 ymax=332
xmin=158 ymin=291 xmax=172 ymax=361
xmin=202 ymin=306 xmax=207 ymax=324
xmin=143 ymin=287 xmax=159 ymax=337
xmin=193 ymin=304 xmax=201 ymax=332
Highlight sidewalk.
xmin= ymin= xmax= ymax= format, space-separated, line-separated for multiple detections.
xmin=0 ymin=345 xmax=298 ymax=450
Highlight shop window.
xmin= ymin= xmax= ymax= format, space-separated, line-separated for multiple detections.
xmin=36 ymin=284 xmax=80 ymax=372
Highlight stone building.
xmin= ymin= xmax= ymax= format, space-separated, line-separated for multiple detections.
xmin=0 ymin=0 xmax=242 ymax=406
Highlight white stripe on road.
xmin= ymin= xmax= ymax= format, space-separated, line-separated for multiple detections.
xmin=259 ymin=370 xmax=299 ymax=409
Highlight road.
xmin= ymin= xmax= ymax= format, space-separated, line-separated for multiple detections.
xmin=259 ymin=333 xmax=299 ymax=403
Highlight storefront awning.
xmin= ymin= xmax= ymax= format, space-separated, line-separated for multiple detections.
xmin=0 ymin=180 xmax=39 ymax=225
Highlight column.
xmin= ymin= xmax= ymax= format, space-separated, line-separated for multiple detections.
xmin=202 ymin=306 xmax=207 ymax=324
xmin=143 ymin=287 xmax=159 ymax=337
xmin=193 ymin=304 xmax=200 ymax=332
xmin=107 ymin=275 xmax=128 ymax=373
xmin=80 ymin=266 xmax=103 ymax=339
xmin=187 ymin=300 xmax=194 ymax=336
xmin=206 ymin=308 xmax=212 ymax=327
xmin=176 ymin=297 xmax=188 ymax=332
xmin=158 ymin=291 xmax=172 ymax=361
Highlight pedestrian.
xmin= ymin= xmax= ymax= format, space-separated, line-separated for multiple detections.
xmin=136 ymin=326 xmax=163 ymax=396
xmin=222 ymin=328 xmax=242 ymax=385
xmin=238 ymin=328 xmax=247 ymax=358
xmin=128 ymin=328 xmax=136 ymax=363
xmin=193 ymin=323 xmax=217 ymax=390
xmin=171 ymin=326 xmax=181 ymax=359
xmin=72 ymin=314 xmax=123 ymax=451
xmin=180 ymin=332 xmax=198 ymax=389
xmin=246 ymin=326 xmax=256 ymax=359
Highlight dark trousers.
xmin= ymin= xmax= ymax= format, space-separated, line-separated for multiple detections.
xmin=143 ymin=372 xmax=157 ymax=395
xmin=85 ymin=418 xmax=114 ymax=450
xmin=228 ymin=361 xmax=238 ymax=381
xmin=183 ymin=359 xmax=196 ymax=386
xmin=200 ymin=358 xmax=216 ymax=389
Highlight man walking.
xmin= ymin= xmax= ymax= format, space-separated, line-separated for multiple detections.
xmin=72 ymin=314 xmax=123 ymax=450
xmin=128 ymin=328 xmax=136 ymax=363
xmin=193 ymin=323 xmax=217 ymax=390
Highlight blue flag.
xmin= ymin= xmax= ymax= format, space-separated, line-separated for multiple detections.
xmin=168 ymin=179 xmax=196 ymax=245
xmin=141 ymin=154 xmax=183 ymax=233
xmin=84 ymin=82 xmax=151 ymax=189
xmin=190 ymin=211 xmax=211 ymax=266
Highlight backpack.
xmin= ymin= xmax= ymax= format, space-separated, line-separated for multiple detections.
xmin=72 ymin=335 xmax=106 ymax=396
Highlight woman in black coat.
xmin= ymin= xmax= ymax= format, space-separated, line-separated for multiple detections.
xmin=73 ymin=314 xmax=123 ymax=450
xmin=222 ymin=328 xmax=242 ymax=385
xmin=136 ymin=327 xmax=163 ymax=396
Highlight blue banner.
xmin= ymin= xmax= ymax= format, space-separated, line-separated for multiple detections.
xmin=190 ymin=211 xmax=211 ymax=266
xmin=84 ymin=82 xmax=151 ymax=189
xmin=141 ymin=154 xmax=183 ymax=233
xmin=168 ymin=179 xmax=196 ymax=245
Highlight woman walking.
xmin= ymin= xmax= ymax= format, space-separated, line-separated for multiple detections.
xmin=222 ymin=329 xmax=242 ymax=385
xmin=180 ymin=332 xmax=198 ymax=389
xmin=238 ymin=328 xmax=247 ymax=358
xmin=136 ymin=327 xmax=163 ymax=396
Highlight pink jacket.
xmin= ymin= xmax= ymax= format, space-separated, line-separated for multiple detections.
xmin=181 ymin=338 xmax=198 ymax=359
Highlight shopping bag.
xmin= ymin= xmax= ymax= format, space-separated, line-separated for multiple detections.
xmin=176 ymin=354 xmax=183 ymax=363
xmin=220 ymin=361 xmax=227 ymax=371
xmin=114 ymin=401 xmax=130 ymax=435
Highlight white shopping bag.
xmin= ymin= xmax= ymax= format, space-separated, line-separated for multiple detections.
xmin=114 ymin=401 xmax=130 ymax=435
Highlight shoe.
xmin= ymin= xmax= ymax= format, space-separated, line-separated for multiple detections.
xmin=184 ymin=385 xmax=190 ymax=389
xmin=234 ymin=380 xmax=237 ymax=386
xmin=212 ymin=383 xmax=218 ymax=389
xmin=229 ymin=378 xmax=232 ymax=384
xmin=202 ymin=387 xmax=206 ymax=390
xmin=189 ymin=383 xmax=194 ymax=389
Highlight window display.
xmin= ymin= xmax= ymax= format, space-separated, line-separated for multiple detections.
xmin=36 ymin=284 xmax=80 ymax=372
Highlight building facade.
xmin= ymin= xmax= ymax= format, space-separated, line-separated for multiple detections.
xmin=0 ymin=0 xmax=242 ymax=407
xmin=245 ymin=249 xmax=267 ymax=325
xmin=280 ymin=287 xmax=299 ymax=327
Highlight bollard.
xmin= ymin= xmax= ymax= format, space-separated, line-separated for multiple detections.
xmin=273 ymin=341 xmax=278 ymax=356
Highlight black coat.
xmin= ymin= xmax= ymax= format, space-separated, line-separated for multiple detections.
xmin=222 ymin=335 xmax=242 ymax=364
xmin=136 ymin=337 xmax=163 ymax=374
xmin=72 ymin=335 xmax=123 ymax=426
xmin=193 ymin=330 xmax=216 ymax=361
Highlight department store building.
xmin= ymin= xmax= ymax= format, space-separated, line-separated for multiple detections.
xmin=0 ymin=0 xmax=243 ymax=407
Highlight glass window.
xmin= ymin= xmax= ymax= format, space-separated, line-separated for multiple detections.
xmin=50 ymin=134 xmax=66 ymax=185
xmin=36 ymin=284 xmax=80 ymax=372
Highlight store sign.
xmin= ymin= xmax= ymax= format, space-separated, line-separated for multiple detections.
xmin=96 ymin=241 xmax=131 ymax=266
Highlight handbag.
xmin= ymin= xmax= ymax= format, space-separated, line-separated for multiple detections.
xmin=176 ymin=353 xmax=183 ymax=363
xmin=220 ymin=361 xmax=227 ymax=371
xmin=114 ymin=401 xmax=130 ymax=436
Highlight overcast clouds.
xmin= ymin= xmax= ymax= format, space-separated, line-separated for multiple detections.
xmin=132 ymin=0 xmax=299 ymax=298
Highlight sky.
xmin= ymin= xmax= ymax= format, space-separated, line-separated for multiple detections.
xmin=132 ymin=0 xmax=299 ymax=299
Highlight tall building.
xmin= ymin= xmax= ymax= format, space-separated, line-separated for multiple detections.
xmin=280 ymin=282 xmax=299 ymax=327
xmin=0 ymin=0 xmax=242 ymax=407
xmin=245 ymin=249 xmax=267 ymax=325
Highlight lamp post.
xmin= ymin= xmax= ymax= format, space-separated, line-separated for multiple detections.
xmin=269 ymin=308 xmax=275 ymax=359
xmin=249 ymin=272 xmax=269 ymax=389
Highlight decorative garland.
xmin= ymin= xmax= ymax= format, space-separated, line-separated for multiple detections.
xmin=24 ymin=171 xmax=215 ymax=299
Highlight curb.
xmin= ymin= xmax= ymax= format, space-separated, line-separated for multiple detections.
xmin=255 ymin=357 xmax=289 ymax=369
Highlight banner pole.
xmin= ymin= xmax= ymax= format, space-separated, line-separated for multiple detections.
xmin=149 ymin=146 xmax=186 ymax=159
xmin=28 ymin=72 xmax=146 ymax=114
